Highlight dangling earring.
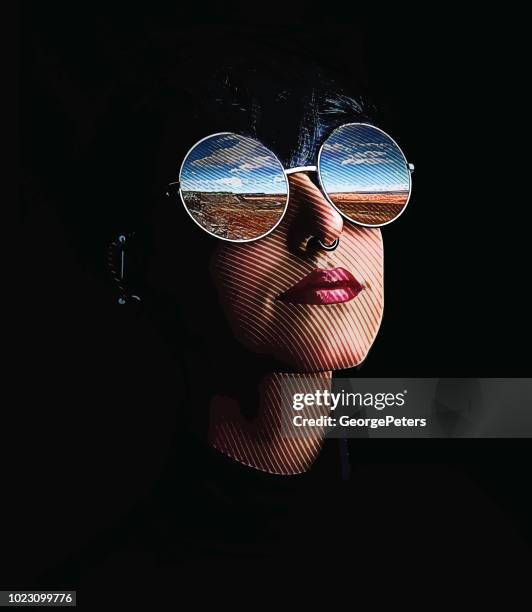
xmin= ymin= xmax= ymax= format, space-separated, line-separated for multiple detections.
xmin=107 ymin=233 xmax=142 ymax=305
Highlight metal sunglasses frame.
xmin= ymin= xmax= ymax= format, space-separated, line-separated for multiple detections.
xmin=170 ymin=123 xmax=415 ymax=243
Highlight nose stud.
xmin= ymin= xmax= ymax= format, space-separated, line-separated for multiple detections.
xmin=310 ymin=237 xmax=339 ymax=251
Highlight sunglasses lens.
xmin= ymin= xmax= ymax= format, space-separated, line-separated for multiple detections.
xmin=179 ymin=133 xmax=289 ymax=241
xmin=319 ymin=124 xmax=411 ymax=227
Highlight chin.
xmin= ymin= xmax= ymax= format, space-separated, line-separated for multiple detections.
xmin=229 ymin=310 xmax=383 ymax=373
xmin=268 ymin=331 xmax=380 ymax=373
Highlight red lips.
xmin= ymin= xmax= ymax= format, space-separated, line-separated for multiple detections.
xmin=277 ymin=267 xmax=364 ymax=305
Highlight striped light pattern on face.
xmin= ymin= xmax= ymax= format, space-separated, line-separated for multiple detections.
xmin=211 ymin=173 xmax=384 ymax=373
xmin=209 ymin=372 xmax=335 ymax=475
xmin=179 ymin=133 xmax=289 ymax=242
xmin=319 ymin=123 xmax=411 ymax=227
xmin=209 ymin=173 xmax=384 ymax=474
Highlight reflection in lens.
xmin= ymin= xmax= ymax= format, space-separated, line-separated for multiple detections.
xmin=319 ymin=124 xmax=411 ymax=227
xmin=179 ymin=133 xmax=289 ymax=241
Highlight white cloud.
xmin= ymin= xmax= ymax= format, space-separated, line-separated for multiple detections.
xmin=190 ymin=140 xmax=240 ymax=168
xmin=229 ymin=155 xmax=277 ymax=173
xmin=215 ymin=177 xmax=243 ymax=187
xmin=190 ymin=136 xmax=271 ymax=171
xmin=359 ymin=142 xmax=390 ymax=149
xmin=322 ymin=142 xmax=350 ymax=153
xmin=340 ymin=151 xmax=387 ymax=166
xmin=323 ymin=141 xmax=390 ymax=154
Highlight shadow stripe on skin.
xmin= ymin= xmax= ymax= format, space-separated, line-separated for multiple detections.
xmin=216 ymin=227 xmax=383 ymax=360
xmin=210 ymin=373 xmax=332 ymax=474
xmin=214 ymin=228 xmax=383 ymax=370
xmin=209 ymin=173 xmax=385 ymax=473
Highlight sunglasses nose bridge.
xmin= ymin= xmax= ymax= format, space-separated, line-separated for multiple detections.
xmin=284 ymin=165 xmax=318 ymax=176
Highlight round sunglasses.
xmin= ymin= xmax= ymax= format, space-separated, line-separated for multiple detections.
xmin=170 ymin=123 xmax=414 ymax=242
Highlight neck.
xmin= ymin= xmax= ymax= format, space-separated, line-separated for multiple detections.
xmin=208 ymin=370 xmax=333 ymax=475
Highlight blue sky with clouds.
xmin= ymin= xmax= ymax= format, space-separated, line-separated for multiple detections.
xmin=180 ymin=134 xmax=288 ymax=194
xmin=319 ymin=125 xmax=410 ymax=193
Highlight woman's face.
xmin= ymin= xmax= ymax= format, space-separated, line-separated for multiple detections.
xmin=210 ymin=172 xmax=384 ymax=372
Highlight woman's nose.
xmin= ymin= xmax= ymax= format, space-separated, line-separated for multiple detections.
xmin=286 ymin=172 xmax=344 ymax=250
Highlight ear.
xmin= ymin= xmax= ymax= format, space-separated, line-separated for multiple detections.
xmin=107 ymin=233 xmax=142 ymax=305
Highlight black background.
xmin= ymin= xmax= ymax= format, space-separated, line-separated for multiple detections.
xmin=15 ymin=1 xmax=530 ymax=598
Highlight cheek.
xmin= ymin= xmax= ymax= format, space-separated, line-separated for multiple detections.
xmin=338 ymin=227 xmax=384 ymax=299
xmin=211 ymin=227 xmax=384 ymax=371
xmin=210 ymin=235 xmax=288 ymax=347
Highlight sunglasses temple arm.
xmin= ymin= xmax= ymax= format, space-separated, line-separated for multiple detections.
xmin=166 ymin=180 xmax=180 ymax=197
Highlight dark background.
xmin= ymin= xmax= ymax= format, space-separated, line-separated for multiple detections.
xmin=15 ymin=1 xmax=530 ymax=598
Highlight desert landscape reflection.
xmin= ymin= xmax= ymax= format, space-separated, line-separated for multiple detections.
xmin=329 ymin=190 xmax=409 ymax=225
xmin=182 ymin=190 xmax=286 ymax=241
